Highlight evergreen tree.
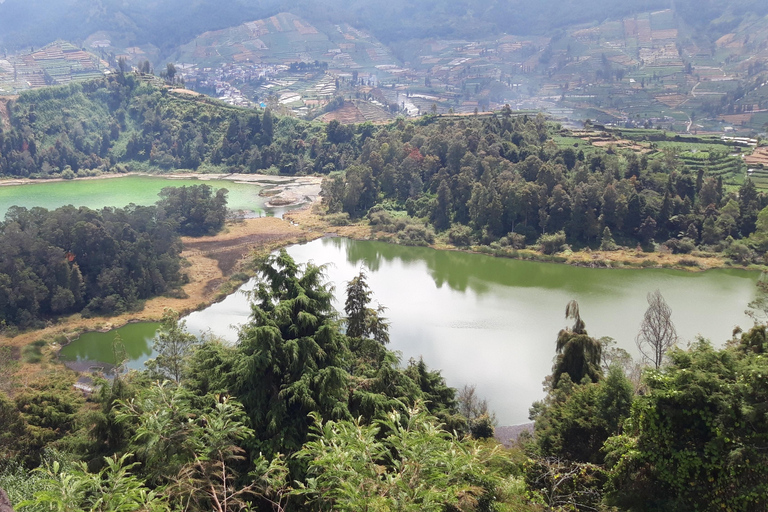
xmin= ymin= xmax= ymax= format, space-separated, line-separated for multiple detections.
xmin=553 ymin=300 xmax=602 ymax=387
xmin=232 ymin=250 xmax=351 ymax=457
xmin=344 ymin=269 xmax=389 ymax=344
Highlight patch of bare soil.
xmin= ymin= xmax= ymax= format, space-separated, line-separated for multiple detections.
xmin=170 ymin=88 xmax=202 ymax=96
xmin=0 ymin=96 xmax=16 ymax=129
xmin=183 ymin=218 xmax=303 ymax=274
xmin=746 ymin=146 xmax=768 ymax=167
xmin=319 ymin=102 xmax=366 ymax=124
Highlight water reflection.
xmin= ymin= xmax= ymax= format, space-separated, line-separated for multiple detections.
xmin=60 ymin=237 xmax=759 ymax=425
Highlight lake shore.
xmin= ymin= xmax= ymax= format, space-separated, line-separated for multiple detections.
xmin=287 ymin=207 xmax=758 ymax=273
xmin=2 ymin=176 xmax=762 ymax=388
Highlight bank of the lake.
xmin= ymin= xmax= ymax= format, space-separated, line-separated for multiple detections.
xmin=288 ymin=207 xmax=755 ymax=273
xmin=0 ymin=173 xmax=321 ymax=357
xmin=59 ymin=237 xmax=760 ymax=425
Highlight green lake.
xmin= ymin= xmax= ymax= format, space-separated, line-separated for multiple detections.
xmin=0 ymin=175 xmax=281 ymax=218
xmin=59 ymin=237 xmax=760 ymax=425
xmin=59 ymin=322 xmax=160 ymax=372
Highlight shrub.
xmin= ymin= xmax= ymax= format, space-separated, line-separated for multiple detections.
xmin=663 ymin=237 xmax=695 ymax=254
xmin=397 ymin=224 xmax=435 ymax=246
xmin=505 ymin=232 xmax=527 ymax=249
xmin=537 ymin=231 xmax=567 ymax=255
xmin=325 ymin=212 xmax=350 ymax=226
xmin=368 ymin=210 xmax=395 ymax=231
xmin=725 ymin=241 xmax=754 ymax=264
xmin=448 ymin=224 xmax=474 ymax=247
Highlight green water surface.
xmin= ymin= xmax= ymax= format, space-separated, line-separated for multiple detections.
xmin=59 ymin=322 xmax=161 ymax=371
xmin=0 ymin=175 xmax=270 ymax=218
xmin=59 ymin=238 xmax=760 ymax=424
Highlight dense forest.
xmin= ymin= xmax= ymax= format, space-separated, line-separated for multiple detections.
xmin=0 ymin=183 xmax=228 ymax=329
xmin=3 ymin=75 xmax=768 ymax=263
xmin=2 ymin=250 xmax=768 ymax=511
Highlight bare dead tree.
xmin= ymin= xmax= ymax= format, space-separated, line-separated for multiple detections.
xmin=527 ymin=457 xmax=604 ymax=511
xmin=636 ymin=290 xmax=678 ymax=368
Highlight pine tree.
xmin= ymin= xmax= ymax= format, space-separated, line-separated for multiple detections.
xmin=553 ymin=300 xmax=602 ymax=387
xmin=233 ymin=250 xmax=351 ymax=456
xmin=344 ymin=270 xmax=389 ymax=344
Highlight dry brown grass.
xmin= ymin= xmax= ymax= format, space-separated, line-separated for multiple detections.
xmin=564 ymin=248 xmax=725 ymax=269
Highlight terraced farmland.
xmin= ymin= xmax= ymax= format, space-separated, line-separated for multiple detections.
xmin=677 ymin=150 xmax=746 ymax=186
xmin=0 ymin=41 xmax=107 ymax=93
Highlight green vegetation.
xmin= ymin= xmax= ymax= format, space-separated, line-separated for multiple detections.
xmin=0 ymin=203 xmax=182 ymax=329
xmin=3 ymin=78 xmax=768 ymax=267
xmin=2 ymin=248 xmax=768 ymax=510
xmin=156 ymin=185 xmax=228 ymax=236
xmin=0 ymin=183 xmax=228 ymax=330
xmin=1 ymin=251 xmax=537 ymax=511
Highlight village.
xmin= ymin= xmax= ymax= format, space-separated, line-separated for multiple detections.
xmin=2 ymin=9 xmax=768 ymax=135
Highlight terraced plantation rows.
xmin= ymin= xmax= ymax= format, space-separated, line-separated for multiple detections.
xmin=677 ymin=150 xmax=746 ymax=186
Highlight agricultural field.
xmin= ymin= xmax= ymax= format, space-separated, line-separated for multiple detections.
xmin=5 ymin=6 xmax=768 ymax=132
xmin=571 ymin=127 xmax=765 ymax=188
xmin=0 ymin=41 xmax=108 ymax=94
xmin=175 ymin=13 xmax=399 ymax=74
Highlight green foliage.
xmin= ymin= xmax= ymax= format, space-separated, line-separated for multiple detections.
xmin=448 ymin=224 xmax=475 ymax=247
xmin=232 ymin=250 xmax=350 ymax=457
xmin=0 ymin=458 xmax=50 ymax=509
xmin=18 ymin=454 xmax=169 ymax=512
xmin=457 ymin=384 xmax=497 ymax=440
xmin=599 ymin=227 xmax=617 ymax=251
xmin=12 ymin=382 xmax=85 ymax=467
xmin=182 ymin=339 xmax=238 ymax=398
xmin=344 ymin=270 xmax=389 ymax=344
xmin=0 ymin=203 xmax=183 ymax=328
xmin=4 ymin=78 xmax=767 ymax=259
xmin=524 ymin=457 xmax=607 ymax=512
xmin=0 ymin=392 xmax=29 ymax=463
xmin=538 ymin=231 xmax=566 ymax=255
xmin=532 ymin=366 xmax=633 ymax=464
xmin=604 ymin=339 xmax=768 ymax=511
xmin=293 ymin=403 xmax=531 ymax=511
xmin=88 ymin=376 xmax=141 ymax=463
xmin=157 ymin=184 xmax=228 ymax=236
xmin=552 ymin=301 xmax=602 ymax=388
xmin=145 ymin=309 xmax=199 ymax=383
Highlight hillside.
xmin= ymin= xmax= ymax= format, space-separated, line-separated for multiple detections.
xmin=2 ymin=77 xmax=768 ymax=260
xmin=0 ymin=41 xmax=108 ymax=94
xmin=3 ymin=1 xmax=768 ymax=132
